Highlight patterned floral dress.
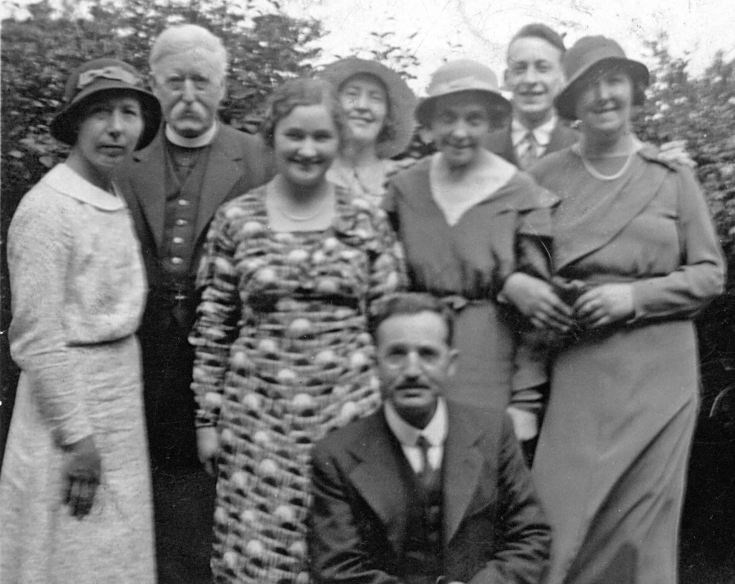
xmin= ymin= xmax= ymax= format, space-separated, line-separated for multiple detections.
xmin=190 ymin=182 xmax=405 ymax=583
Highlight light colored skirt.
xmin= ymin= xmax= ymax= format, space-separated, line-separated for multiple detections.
xmin=0 ymin=336 xmax=155 ymax=583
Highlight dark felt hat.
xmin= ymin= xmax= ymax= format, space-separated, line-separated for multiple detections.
xmin=318 ymin=57 xmax=417 ymax=158
xmin=50 ymin=58 xmax=162 ymax=149
xmin=555 ymin=36 xmax=649 ymax=120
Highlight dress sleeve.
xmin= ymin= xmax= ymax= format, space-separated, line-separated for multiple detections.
xmin=189 ymin=205 xmax=242 ymax=426
xmin=367 ymin=206 xmax=407 ymax=311
xmin=507 ymin=177 xmax=555 ymax=395
xmin=8 ymin=193 xmax=93 ymax=446
xmin=515 ymin=178 xmax=557 ymax=283
xmin=630 ymin=166 xmax=725 ymax=321
xmin=380 ymin=180 xmax=401 ymax=235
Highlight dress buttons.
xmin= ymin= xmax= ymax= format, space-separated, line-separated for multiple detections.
xmin=171 ymin=257 xmax=184 ymax=265
xmin=178 ymin=199 xmax=190 ymax=207
xmin=175 ymin=218 xmax=188 ymax=226
xmin=173 ymin=236 xmax=184 ymax=245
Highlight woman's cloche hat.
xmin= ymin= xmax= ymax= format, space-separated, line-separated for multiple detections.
xmin=415 ymin=59 xmax=512 ymax=127
xmin=50 ymin=58 xmax=162 ymax=149
xmin=554 ymin=36 xmax=650 ymax=120
xmin=318 ymin=57 xmax=417 ymax=158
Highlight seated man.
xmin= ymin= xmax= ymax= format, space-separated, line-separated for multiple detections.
xmin=309 ymin=293 xmax=551 ymax=584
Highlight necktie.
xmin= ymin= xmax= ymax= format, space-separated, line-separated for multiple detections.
xmin=518 ymin=131 xmax=539 ymax=170
xmin=416 ymin=435 xmax=433 ymax=489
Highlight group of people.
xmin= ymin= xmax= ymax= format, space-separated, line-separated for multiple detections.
xmin=0 ymin=18 xmax=725 ymax=584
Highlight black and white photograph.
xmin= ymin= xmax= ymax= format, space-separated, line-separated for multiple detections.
xmin=1 ymin=1 xmax=734 ymax=582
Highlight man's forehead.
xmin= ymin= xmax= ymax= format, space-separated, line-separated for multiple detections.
xmin=376 ymin=311 xmax=450 ymax=344
xmin=157 ymin=50 xmax=222 ymax=74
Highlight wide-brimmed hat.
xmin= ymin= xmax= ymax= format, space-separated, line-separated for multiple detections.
xmin=50 ymin=58 xmax=162 ymax=149
xmin=415 ymin=59 xmax=511 ymax=127
xmin=555 ymin=36 xmax=650 ymax=120
xmin=318 ymin=57 xmax=417 ymax=158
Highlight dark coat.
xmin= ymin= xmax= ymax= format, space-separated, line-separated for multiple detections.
xmin=116 ymin=123 xmax=273 ymax=466
xmin=309 ymin=401 xmax=551 ymax=584
xmin=484 ymin=120 xmax=579 ymax=167
xmin=118 ymin=123 xmax=273 ymax=295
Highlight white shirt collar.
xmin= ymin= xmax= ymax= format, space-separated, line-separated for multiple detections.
xmin=165 ymin=121 xmax=219 ymax=148
xmin=511 ymin=114 xmax=557 ymax=148
xmin=384 ymin=397 xmax=448 ymax=447
xmin=41 ymin=164 xmax=127 ymax=211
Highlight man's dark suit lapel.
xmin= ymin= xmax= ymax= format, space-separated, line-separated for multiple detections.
xmin=347 ymin=414 xmax=411 ymax=556
xmin=126 ymin=125 xmax=253 ymax=251
xmin=442 ymin=404 xmax=485 ymax=546
xmin=194 ymin=127 xmax=251 ymax=241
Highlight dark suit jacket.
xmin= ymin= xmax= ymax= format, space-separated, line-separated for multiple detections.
xmin=484 ymin=119 xmax=579 ymax=167
xmin=119 ymin=123 xmax=273 ymax=295
xmin=309 ymin=402 xmax=551 ymax=584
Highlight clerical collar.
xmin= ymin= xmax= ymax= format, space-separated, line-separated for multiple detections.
xmin=165 ymin=121 xmax=219 ymax=148
xmin=511 ymin=115 xmax=556 ymax=148
xmin=384 ymin=398 xmax=448 ymax=448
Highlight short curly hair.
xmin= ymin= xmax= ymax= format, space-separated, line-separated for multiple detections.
xmin=260 ymin=78 xmax=347 ymax=149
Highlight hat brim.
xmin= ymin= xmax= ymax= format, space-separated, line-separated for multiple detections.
xmin=555 ymin=57 xmax=649 ymax=120
xmin=415 ymin=89 xmax=512 ymax=128
xmin=319 ymin=58 xmax=417 ymax=158
xmin=50 ymin=82 xmax=162 ymax=150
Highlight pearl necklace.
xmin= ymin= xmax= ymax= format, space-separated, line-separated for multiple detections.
xmin=273 ymin=188 xmax=333 ymax=222
xmin=575 ymin=144 xmax=636 ymax=181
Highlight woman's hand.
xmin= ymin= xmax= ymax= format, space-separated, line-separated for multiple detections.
xmin=197 ymin=426 xmax=219 ymax=477
xmin=573 ymin=283 xmax=634 ymax=328
xmin=62 ymin=435 xmax=101 ymax=518
xmin=659 ymin=140 xmax=696 ymax=168
xmin=501 ymin=273 xmax=574 ymax=331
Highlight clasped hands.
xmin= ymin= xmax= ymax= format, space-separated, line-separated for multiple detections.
xmin=502 ymin=273 xmax=634 ymax=332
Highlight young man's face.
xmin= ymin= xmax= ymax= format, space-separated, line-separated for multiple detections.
xmin=505 ymin=36 xmax=565 ymax=128
xmin=376 ymin=311 xmax=457 ymax=429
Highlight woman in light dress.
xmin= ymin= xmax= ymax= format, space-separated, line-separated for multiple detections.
xmin=0 ymin=58 xmax=161 ymax=583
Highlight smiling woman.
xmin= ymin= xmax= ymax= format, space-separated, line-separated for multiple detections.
xmin=0 ymin=58 xmax=161 ymax=583
xmin=319 ymin=57 xmax=417 ymax=205
xmin=525 ymin=36 xmax=725 ymax=584
xmin=386 ymin=59 xmax=561 ymax=449
xmin=189 ymin=77 xmax=406 ymax=583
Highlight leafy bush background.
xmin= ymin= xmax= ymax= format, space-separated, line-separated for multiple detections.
xmin=2 ymin=2 xmax=735 ymax=457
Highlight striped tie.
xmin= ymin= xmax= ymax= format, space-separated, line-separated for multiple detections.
xmin=518 ymin=131 xmax=539 ymax=170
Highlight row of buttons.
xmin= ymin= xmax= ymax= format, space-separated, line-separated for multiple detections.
xmin=170 ymin=198 xmax=193 ymax=268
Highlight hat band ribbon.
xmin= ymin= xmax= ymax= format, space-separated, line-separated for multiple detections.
xmin=77 ymin=66 xmax=141 ymax=89
xmin=432 ymin=75 xmax=498 ymax=95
